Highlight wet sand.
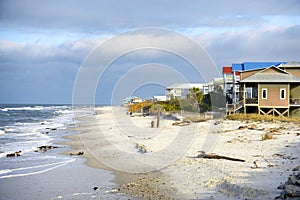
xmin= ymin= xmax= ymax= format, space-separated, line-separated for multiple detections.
xmin=0 ymin=157 xmax=129 ymax=200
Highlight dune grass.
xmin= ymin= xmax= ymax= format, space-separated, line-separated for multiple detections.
xmin=225 ymin=114 xmax=300 ymax=124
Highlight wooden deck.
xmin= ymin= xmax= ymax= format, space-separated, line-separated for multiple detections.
xmin=226 ymin=98 xmax=300 ymax=116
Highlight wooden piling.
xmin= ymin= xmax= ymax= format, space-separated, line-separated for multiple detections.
xmin=157 ymin=105 xmax=160 ymax=128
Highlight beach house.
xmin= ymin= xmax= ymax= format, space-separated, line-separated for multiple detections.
xmin=223 ymin=62 xmax=287 ymax=104
xmin=152 ymin=95 xmax=167 ymax=102
xmin=123 ymin=96 xmax=143 ymax=105
xmin=226 ymin=62 xmax=300 ymax=116
xmin=166 ymin=80 xmax=223 ymax=101
xmin=165 ymin=83 xmax=205 ymax=100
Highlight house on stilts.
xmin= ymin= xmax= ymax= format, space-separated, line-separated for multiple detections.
xmin=226 ymin=62 xmax=300 ymax=116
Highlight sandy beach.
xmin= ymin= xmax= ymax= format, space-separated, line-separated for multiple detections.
xmin=63 ymin=106 xmax=300 ymax=199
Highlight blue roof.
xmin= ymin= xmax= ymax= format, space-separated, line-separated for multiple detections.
xmin=232 ymin=62 xmax=287 ymax=71
xmin=232 ymin=63 xmax=243 ymax=71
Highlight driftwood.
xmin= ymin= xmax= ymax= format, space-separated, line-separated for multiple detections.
xmin=238 ymin=125 xmax=264 ymax=131
xmin=38 ymin=145 xmax=59 ymax=151
xmin=6 ymin=151 xmax=22 ymax=157
xmin=195 ymin=151 xmax=245 ymax=162
xmin=172 ymin=120 xmax=191 ymax=126
xmin=69 ymin=151 xmax=84 ymax=156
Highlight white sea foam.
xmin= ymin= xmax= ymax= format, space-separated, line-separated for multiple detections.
xmin=0 ymin=141 xmax=50 ymax=159
xmin=0 ymin=105 xmax=80 ymax=179
xmin=4 ymin=127 xmax=15 ymax=132
xmin=0 ymin=158 xmax=75 ymax=179
xmin=0 ymin=152 xmax=8 ymax=158
xmin=0 ymin=106 xmax=45 ymax=111
xmin=0 ymin=105 xmax=72 ymax=112
xmin=54 ymin=109 xmax=72 ymax=114
xmin=0 ymin=169 xmax=12 ymax=175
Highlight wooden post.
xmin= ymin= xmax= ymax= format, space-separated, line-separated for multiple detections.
xmin=243 ymin=83 xmax=246 ymax=114
xmin=157 ymin=105 xmax=160 ymax=128
xmin=151 ymin=121 xmax=155 ymax=128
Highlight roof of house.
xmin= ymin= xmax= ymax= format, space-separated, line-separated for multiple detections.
xmin=241 ymin=67 xmax=300 ymax=83
xmin=240 ymin=73 xmax=300 ymax=83
xmin=232 ymin=62 xmax=287 ymax=71
xmin=166 ymin=83 xmax=204 ymax=89
xmin=222 ymin=66 xmax=232 ymax=74
xmin=123 ymin=96 xmax=141 ymax=102
xmin=278 ymin=61 xmax=300 ymax=68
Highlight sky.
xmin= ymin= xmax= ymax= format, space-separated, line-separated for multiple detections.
xmin=0 ymin=0 xmax=300 ymax=104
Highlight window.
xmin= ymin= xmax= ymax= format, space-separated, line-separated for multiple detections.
xmin=246 ymin=87 xmax=252 ymax=98
xmin=262 ymin=88 xmax=267 ymax=99
xmin=280 ymin=88 xmax=286 ymax=99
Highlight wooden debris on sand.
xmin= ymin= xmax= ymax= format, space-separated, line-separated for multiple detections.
xmin=69 ymin=151 xmax=84 ymax=156
xmin=194 ymin=151 xmax=245 ymax=162
xmin=172 ymin=120 xmax=191 ymax=126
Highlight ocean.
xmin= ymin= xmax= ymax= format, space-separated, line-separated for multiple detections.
xmin=0 ymin=104 xmax=89 ymax=179
xmin=0 ymin=104 xmax=132 ymax=199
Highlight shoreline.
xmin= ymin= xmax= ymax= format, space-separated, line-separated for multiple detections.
xmin=0 ymin=105 xmax=130 ymax=200
xmin=0 ymin=156 xmax=127 ymax=199
xmin=62 ymin=106 xmax=188 ymax=199
xmin=64 ymin=106 xmax=300 ymax=199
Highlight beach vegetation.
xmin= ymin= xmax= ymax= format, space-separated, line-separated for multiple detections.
xmin=226 ymin=114 xmax=300 ymax=123
xmin=161 ymin=98 xmax=181 ymax=111
xmin=132 ymin=87 xmax=226 ymax=115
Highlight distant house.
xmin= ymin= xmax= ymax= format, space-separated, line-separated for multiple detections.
xmin=223 ymin=66 xmax=233 ymax=97
xmin=165 ymin=81 xmax=223 ymax=101
xmin=152 ymin=95 xmax=167 ymax=102
xmin=223 ymin=66 xmax=239 ymax=103
xmin=123 ymin=96 xmax=142 ymax=105
xmin=226 ymin=62 xmax=300 ymax=116
xmin=207 ymin=77 xmax=224 ymax=93
xmin=165 ymin=83 xmax=205 ymax=100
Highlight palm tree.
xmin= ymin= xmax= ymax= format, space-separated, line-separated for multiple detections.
xmin=187 ymin=87 xmax=203 ymax=112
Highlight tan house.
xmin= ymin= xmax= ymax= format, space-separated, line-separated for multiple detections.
xmin=226 ymin=64 xmax=300 ymax=116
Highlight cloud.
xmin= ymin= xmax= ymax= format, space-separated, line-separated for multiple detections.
xmin=0 ymin=37 xmax=103 ymax=65
xmin=1 ymin=24 xmax=300 ymax=103
xmin=0 ymin=1 xmax=300 ymax=103
xmin=1 ymin=0 xmax=299 ymax=33
xmin=0 ymin=38 xmax=102 ymax=103
xmin=197 ymin=25 xmax=300 ymax=66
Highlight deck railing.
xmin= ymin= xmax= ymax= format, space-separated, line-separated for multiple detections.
xmin=290 ymin=98 xmax=300 ymax=105
xmin=245 ymin=98 xmax=258 ymax=104
xmin=226 ymin=104 xmax=234 ymax=111
xmin=226 ymin=99 xmax=244 ymax=114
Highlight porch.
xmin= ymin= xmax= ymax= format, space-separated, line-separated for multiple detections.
xmin=290 ymin=98 xmax=300 ymax=106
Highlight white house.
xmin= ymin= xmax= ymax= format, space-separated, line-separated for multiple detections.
xmin=165 ymin=80 xmax=223 ymax=100
xmin=153 ymin=95 xmax=167 ymax=102
xmin=205 ymin=78 xmax=224 ymax=94
xmin=165 ymin=83 xmax=205 ymax=100
xmin=123 ymin=96 xmax=143 ymax=105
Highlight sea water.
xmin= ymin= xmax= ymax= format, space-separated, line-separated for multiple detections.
xmin=0 ymin=104 xmax=130 ymax=199
xmin=0 ymin=104 xmax=88 ymax=179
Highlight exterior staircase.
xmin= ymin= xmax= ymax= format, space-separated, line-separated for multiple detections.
xmin=226 ymin=100 xmax=244 ymax=115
